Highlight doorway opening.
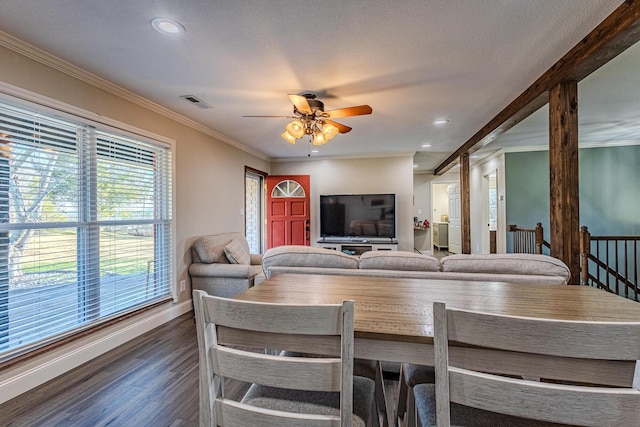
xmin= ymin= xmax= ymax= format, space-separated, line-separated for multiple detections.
xmin=431 ymin=181 xmax=458 ymax=257
xmin=483 ymin=171 xmax=498 ymax=254
xmin=245 ymin=167 xmax=266 ymax=253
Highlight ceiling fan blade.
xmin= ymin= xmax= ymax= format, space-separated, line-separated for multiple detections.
xmin=325 ymin=119 xmax=351 ymax=134
xmin=324 ymin=105 xmax=372 ymax=118
xmin=288 ymin=94 xmax=313 ymax=115
xmin=242 ymin=115 xmax=292 ymax=118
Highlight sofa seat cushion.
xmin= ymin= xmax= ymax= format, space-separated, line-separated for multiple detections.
xmin=262 ymin=246 xmax=358 ymax=277
xmin=189 ymin=262 xmax=263 ymax=279
xmin=440 ymin=254 xmax=570 ymax=284
xmin=359 ymin=251 xmax=441 ymax=272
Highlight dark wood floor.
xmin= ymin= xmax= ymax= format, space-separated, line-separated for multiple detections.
xmin=0 ymin=313 xmax=400 ymax=426
xmin=1 ymin=313 xmax=203 ymax=427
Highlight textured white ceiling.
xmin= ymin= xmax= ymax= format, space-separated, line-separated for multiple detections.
xmin=0 ymin=0 xmax=629 ymax=172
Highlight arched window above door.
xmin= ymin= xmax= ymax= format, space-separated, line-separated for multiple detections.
xmin=271 ymin=180 xmax=305 ymax=198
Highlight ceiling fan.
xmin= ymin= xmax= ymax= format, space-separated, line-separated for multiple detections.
xmin=243 ymin=92 xmax=372 ymax=145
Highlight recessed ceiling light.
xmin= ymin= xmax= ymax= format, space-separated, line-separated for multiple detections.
xmin=421 ymin=144 xmax=432 ymax=148
xmin=151 ymin=17 xmax=186 ymax=35
xmin=413 ymin=164 xmax=418 ymax=168
xmin=433 ymin=119 xmax=449 ymax=125
xmin=311 ymin=150 xmax=319 ymax=153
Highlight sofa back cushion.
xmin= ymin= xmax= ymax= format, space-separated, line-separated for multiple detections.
xmin=359 ymin=251 xmax=441 ymax=272
xmin=440 ymin=254 xmax=570 ymax=284
xmin=262 ymin=245 xmax=358 ymax=277
xmin=192 ymin=232 xmax=248 ymax=264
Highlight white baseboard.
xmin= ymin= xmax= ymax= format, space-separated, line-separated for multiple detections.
xmin=0 ymin=300 xmax=193 ymax=405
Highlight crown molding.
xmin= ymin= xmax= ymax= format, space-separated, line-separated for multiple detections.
xmin=0 ymin=30 xmax=269 ymax=161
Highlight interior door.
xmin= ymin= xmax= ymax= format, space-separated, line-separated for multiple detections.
xmin=266 ymin=175 xmax=310 ymax=249
xmin=448 ymin=183 xmax=462 ymax=254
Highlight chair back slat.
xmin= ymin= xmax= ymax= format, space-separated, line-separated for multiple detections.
xmin=204 ymin=295 xmax=344 ymax=335
xmin=433 ymin=301 xmax=640 ymax=427
xmin=215 ymin=399 xmax=341 ymax=427
xmin=448 ymin=346 xmax=637 ymax=387
xmin=215 ymin=346 xmax=342 ymax=391
xmin=217 ymin=326 xmax=342 ymax=356
xmin=449 ymin=368 xmax=640 ymax=427
xmin=446 ymin=308 xmax=640 ymax=360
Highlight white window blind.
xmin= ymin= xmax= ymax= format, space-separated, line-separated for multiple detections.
xmin=0 ymin=100 xmax=173 ymax=362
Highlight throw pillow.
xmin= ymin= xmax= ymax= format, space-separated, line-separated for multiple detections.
xmin=224 ymin=238 xmax=251 ymax=265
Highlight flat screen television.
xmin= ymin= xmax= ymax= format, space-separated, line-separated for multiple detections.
xmin=320 ymin=193 xmax=396 ymax=240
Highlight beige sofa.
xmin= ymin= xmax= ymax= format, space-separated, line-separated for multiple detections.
xmin=259 ymin=246 xmax=571 ymax=285
xmin=188 ymin=232 xmax=263 ymax=297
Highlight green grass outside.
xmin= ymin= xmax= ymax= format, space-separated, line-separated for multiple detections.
xmin=19 ymin=229 xmax=154 ymax=276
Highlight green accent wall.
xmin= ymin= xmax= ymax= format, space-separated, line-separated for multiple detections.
xmin=505 ymin=151 xmax=549 ymax=253
xmin=579 ymin=145 xmax=640 ymax=235
xmin=505 ymin=145 xmax=640 ymax=252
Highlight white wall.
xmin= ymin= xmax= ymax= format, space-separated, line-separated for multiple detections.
xmin=271 ymin=156 xmax=415 ymax=251
xmin=432 ymin=183 xmax=450 ymax=222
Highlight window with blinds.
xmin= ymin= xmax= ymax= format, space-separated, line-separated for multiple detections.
xmin=0 ymin=100 xmax=173 ymax=362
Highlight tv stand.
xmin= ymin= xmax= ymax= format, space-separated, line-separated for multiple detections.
xmin=317 ymin=238 xmax=398 ymax=255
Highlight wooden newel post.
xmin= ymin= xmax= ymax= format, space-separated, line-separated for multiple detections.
xmin=579 ymin=226 xmax=590 ymax=286
xmin=534 ymin=223 xmax=543 ymax=255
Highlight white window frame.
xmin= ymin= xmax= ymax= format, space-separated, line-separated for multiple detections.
xmin=0 ymin=84 xmax=177 ymax=362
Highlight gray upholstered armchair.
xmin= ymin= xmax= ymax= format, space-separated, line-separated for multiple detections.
xmin=188 ymin=232 xmax=263 ymax=298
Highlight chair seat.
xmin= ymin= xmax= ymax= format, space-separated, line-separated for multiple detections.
xmin=241 ymin=375 xmax=376 ymax=427
xmin=403 ymin=363 xmax=435 ymax=386
xmin=413 ymin=384 xmax=571 ymax=427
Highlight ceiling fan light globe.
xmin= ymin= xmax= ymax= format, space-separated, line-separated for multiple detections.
xmin=285 ymin=120 xmax=305 ymax=138
xmin=281 ymin=131 xmax=296 ymax=144
xmin=313 ymin=133 xmax=327 ymax=146
xmin=321 ymin=123 xmax=339 ymax=140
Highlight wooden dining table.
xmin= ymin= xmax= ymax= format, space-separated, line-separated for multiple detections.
xmin=235 ymin=273 xmax=640 ymax=386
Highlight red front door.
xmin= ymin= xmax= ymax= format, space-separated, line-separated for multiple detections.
xmin=266 ymin=175 xmax=310 ymax=249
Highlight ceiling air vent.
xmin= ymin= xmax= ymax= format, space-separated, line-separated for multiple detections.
xmin=179 ymin=95 xmax=212 ymax=109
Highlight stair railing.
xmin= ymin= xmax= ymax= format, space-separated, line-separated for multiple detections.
xmin=579 ymin=226 xmax=639 ymax=302
xmin=508 ymin=223 xmax=549 ymax=254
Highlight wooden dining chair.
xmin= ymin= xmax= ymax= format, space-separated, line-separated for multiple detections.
xmin=193 ymin=290 xmax=379 ymax=427
xmin=413 ymin=301 xmax=640 ymax=427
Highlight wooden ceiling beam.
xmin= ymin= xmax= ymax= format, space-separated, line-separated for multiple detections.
xmin=434 ymin=0 xmax=640 ymax=175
